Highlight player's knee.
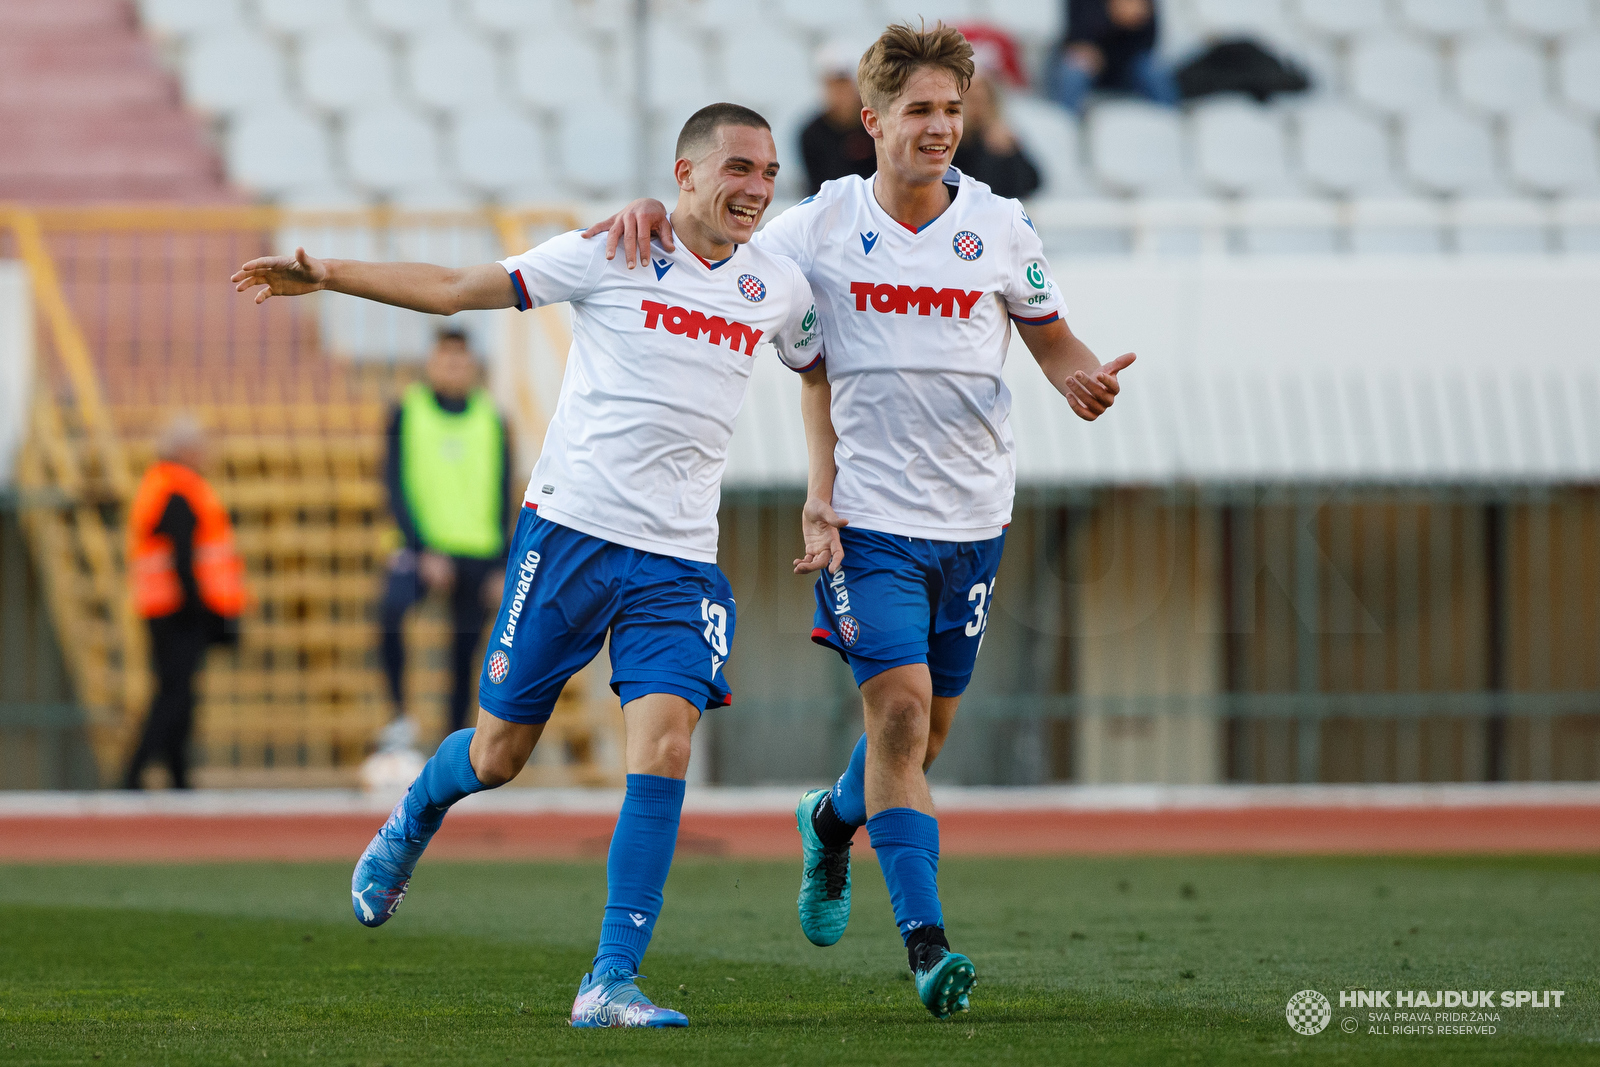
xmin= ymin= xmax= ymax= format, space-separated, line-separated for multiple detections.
xmin=648 ymin=731 xmax=693 ymax=778
xmin=470 ymin=733 xmax=531 ymax=787
xmin=868 ymin=693 xmax=929 ymax=761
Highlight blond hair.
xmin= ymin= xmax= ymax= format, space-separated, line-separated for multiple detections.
xmin=856 ymin=21 xmax=975 ymax=112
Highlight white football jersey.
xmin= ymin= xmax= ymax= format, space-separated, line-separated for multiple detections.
xmin=755 ymin=168 xmax=1065 ymax=541
xmin=500 ymin=224 xmax=820 ymax=563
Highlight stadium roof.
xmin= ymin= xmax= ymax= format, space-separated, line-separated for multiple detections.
xmin=725 ymin=256 xmax=1600 ymax=488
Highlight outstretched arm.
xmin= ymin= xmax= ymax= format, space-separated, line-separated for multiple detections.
xmin=231 ymin=247 xmax=518 ymax=316
xmin=793 ymin=365 xmax=847 ymax=575
xmin=1016 ymin=318 xmax=1136 ymax=422
xmin=580 ymin=199 xmax=672 ymax=270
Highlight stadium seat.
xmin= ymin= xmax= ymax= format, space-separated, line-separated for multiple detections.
xmin=1293 ymin=0 xmax=1388 ymax=39
xmin=981 ymin=0 xmax=1065 ymax=42
xmin=299 ymin=30 xmax=394 ymax=112
xmin=1349 ymin=34 xmax=1445 ymax=114
xmin=1192 ymin=0 xmax=1296 ymax=45
xmin=513 ymin=31 xmax=616 ymax=110
xmin=776 ymin=0 xmax=873 ymax=34
xmin=344 ymin=104 xmax=444 ymax=192
xmin=557 ymin=103 xmax=637 ymax=196
xmin=1396 ymin=0 xmax=1493 ymax=38
xmin=1294 ymin=103 xmax=1396 ymax=196
xmin=878 ymin=0 xmax=975 ymax=24
xmin=722 ymin=33 xmax=813 ymax=111
xmin=137 ymin=0 xmax=244 ymax=36
xmin=226 ymin=110 xmax=335 ymax=196
xmin=468 ymin=0 xmax=574 ymax=32
xmin=1453 ymin=197 xmax=1549 ymax=253
xmin=1191 ymin=97 xmax=1295 ymax=196
xmin=1088 ymin=102 xmax=1193 ymax=196
xmin=1558 ymin=35 xmax=1600 ymax=112
xmin=257 ymin=0 xmax=355 ymax=35
xmin=1401 ymin=107 xmax=1501 ymax=195
xmin=359 ymin=0 xmax=441 ymax=35
xmin=407 ymin=29 xmax=502 ymax=112
xmin=1502 ymin=0 xmax=1591 ymax=39
xmin=182 ymin=29 xmax=289 ymax=114
xmin=1454 ymin=36 xmax=1548 ymax=115
xmin=1006 ymin=95 xmax=1091 ymax=198
xmin=455 ymin=106 xmax=549 ymax=195
xmin=647 ymin=25 xmax=715 ymax=110
xmin=1506 ymin=108 xmax=1600 ymax=195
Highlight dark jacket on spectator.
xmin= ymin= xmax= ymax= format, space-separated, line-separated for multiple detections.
xmin=953 ymin=138 xmax=1041 ymax=200
xmin=1065 ymin=0 xmax=1160 ymax=87
xmin=800 ymin=114 xmax=877 ymax=194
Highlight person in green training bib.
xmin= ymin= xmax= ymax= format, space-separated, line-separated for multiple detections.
xmin=379 ymin=328 xmax=513 ymax=753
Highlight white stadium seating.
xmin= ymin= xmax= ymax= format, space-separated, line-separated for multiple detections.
xmin=344 ymin=104 xmax=444 ymax=192
xmin=183 ymin=28 xmax=290 ymax=114
xmin=1088 ymin=102 xmax=1193 ymax=197
xmin=407 ymin=29 xmax=503 ymax=112
xmin=1454 ymin=36 xmax=1549 ymax=115
xmin=226 ymin=110 xmax=335 ymax=196
xmin=136 ymin=0 xmax=1600 ymax=256
xmin=1402 ymin=107 xmax=1501 ymax=196
xmin=1507 ymin=109 xmax=1600 ymax=195
xmin=1294 ymin=103 xmax=1395 ymax=196
xmin=1396 ymin=0 xmax=1493 ymax=39
xmin=299 ymin=30 xmax=393 ymax=111
xmin=1191 ymin=96 xmax=1294 ymax=196
xmin=1293 ymin=0 xmax=1387 ymax=40
xmin=1502 ymin=0 xmax=1591 ymax=40
xmin=1349 ymin=34 xmax=1445 ymax=114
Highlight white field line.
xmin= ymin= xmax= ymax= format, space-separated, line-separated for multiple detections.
xmin=1 ymin=782 xmax=1598 ymax=818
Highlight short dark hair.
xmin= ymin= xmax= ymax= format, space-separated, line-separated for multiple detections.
xmin=674 ymin=102 xmax=771 ymax=163
xmin=435 ymin=326 xmax=470 ymax=348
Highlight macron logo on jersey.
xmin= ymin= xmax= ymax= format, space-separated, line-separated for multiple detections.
xmin=652 ymin=257 xmax=674 ymax=280
xmin=849 ymin=282 xmax=984 ymax=319
xmin=640 ymin=300 xmax=764 ymax=355
xmin=860 ymin=231 xmax=879 ymax=255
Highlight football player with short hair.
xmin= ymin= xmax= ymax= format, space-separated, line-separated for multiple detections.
xmin=589 ymin=23 xmax=1135 ymax=1019
xmin=232 ymin=102 xmax=821 ymax=1029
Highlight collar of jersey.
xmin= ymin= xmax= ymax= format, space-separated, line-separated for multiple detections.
xmin=665 ymin=214 xmax=736 ymax=270
xmin=872 ymin=168 xmax=962 ymax=237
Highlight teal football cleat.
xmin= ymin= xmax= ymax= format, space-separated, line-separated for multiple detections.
xmin=350 ymin=798 xmax=436 ymax=927
xmin=795 ymin=788 xmax=851 ymax=947
xmin=570 ymin=968 xmax=688 ymax=1028
xmin=912 ymin=941 xmax=976 ymax=1019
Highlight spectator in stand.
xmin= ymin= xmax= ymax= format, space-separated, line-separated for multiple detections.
xmin=377 ymin=328 xmax=512 ymax=758
xmin=124 ymin=416 xmax=245 ymax=789
xmin=1050 ymin=0 xmax=1180 ymax=115
xmin=799 ymin=40 xmax=876 ymax=194
xmin=953 ymin=71 xmax=1041 ymax=200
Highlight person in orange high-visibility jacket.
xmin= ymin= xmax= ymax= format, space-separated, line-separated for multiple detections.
xmin=123 ymin=416 xmax=245 ymax=789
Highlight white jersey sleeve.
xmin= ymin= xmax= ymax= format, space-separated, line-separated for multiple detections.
xmin=497 ymin=229 xmax=608 ymax=311
xmin=769 ymin=265 xmax=824 ymax=372
xmin=999 ymin=203 xmax=1066 ymax=326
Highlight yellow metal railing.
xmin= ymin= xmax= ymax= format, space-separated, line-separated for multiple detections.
xmin=4 ymin=203 xmax=621 ymax=787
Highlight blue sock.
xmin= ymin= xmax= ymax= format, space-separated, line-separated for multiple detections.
xmin=401 ymin=728 xmax=486 ymax=831
xmin=867 ymin=808 xmax=943 ymax=943
xmin=592 ymin=773 xmax=686 ymax=976
xmin=831 ymin=733 xmax=869 ymax=827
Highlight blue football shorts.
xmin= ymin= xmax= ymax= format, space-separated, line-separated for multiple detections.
xmin=810 ymin=526 xmax=1006 ymax=698
xmin=477 ymin=506 xmax=736 ymax=725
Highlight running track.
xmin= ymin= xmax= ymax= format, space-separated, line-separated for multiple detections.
xmin=2 ymin=785 xmax=1597 ymax=862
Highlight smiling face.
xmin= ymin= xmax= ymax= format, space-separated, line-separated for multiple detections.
xmin=863 ymin=65 xmax=964 ymax=187
xmin=675 ymin=124 xmax=780 ymax=248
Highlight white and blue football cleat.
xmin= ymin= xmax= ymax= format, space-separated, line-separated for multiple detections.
xmin=350 ymin=798 xmax=436 ymax=927
xmin=795 ymin=788 xmax=852 ymax=947
xmin=570 ymin=968 xmax=688 ymax=1028
xmin=912 ymin=942 xmax=976 ymax=1019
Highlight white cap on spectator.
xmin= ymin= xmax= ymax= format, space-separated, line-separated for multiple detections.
xmin=815 ymin=39 xmax=863 ymax=80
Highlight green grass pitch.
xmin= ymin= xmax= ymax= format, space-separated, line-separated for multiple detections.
xmin=1 ymin=854 xmax=1596 ymax=1065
